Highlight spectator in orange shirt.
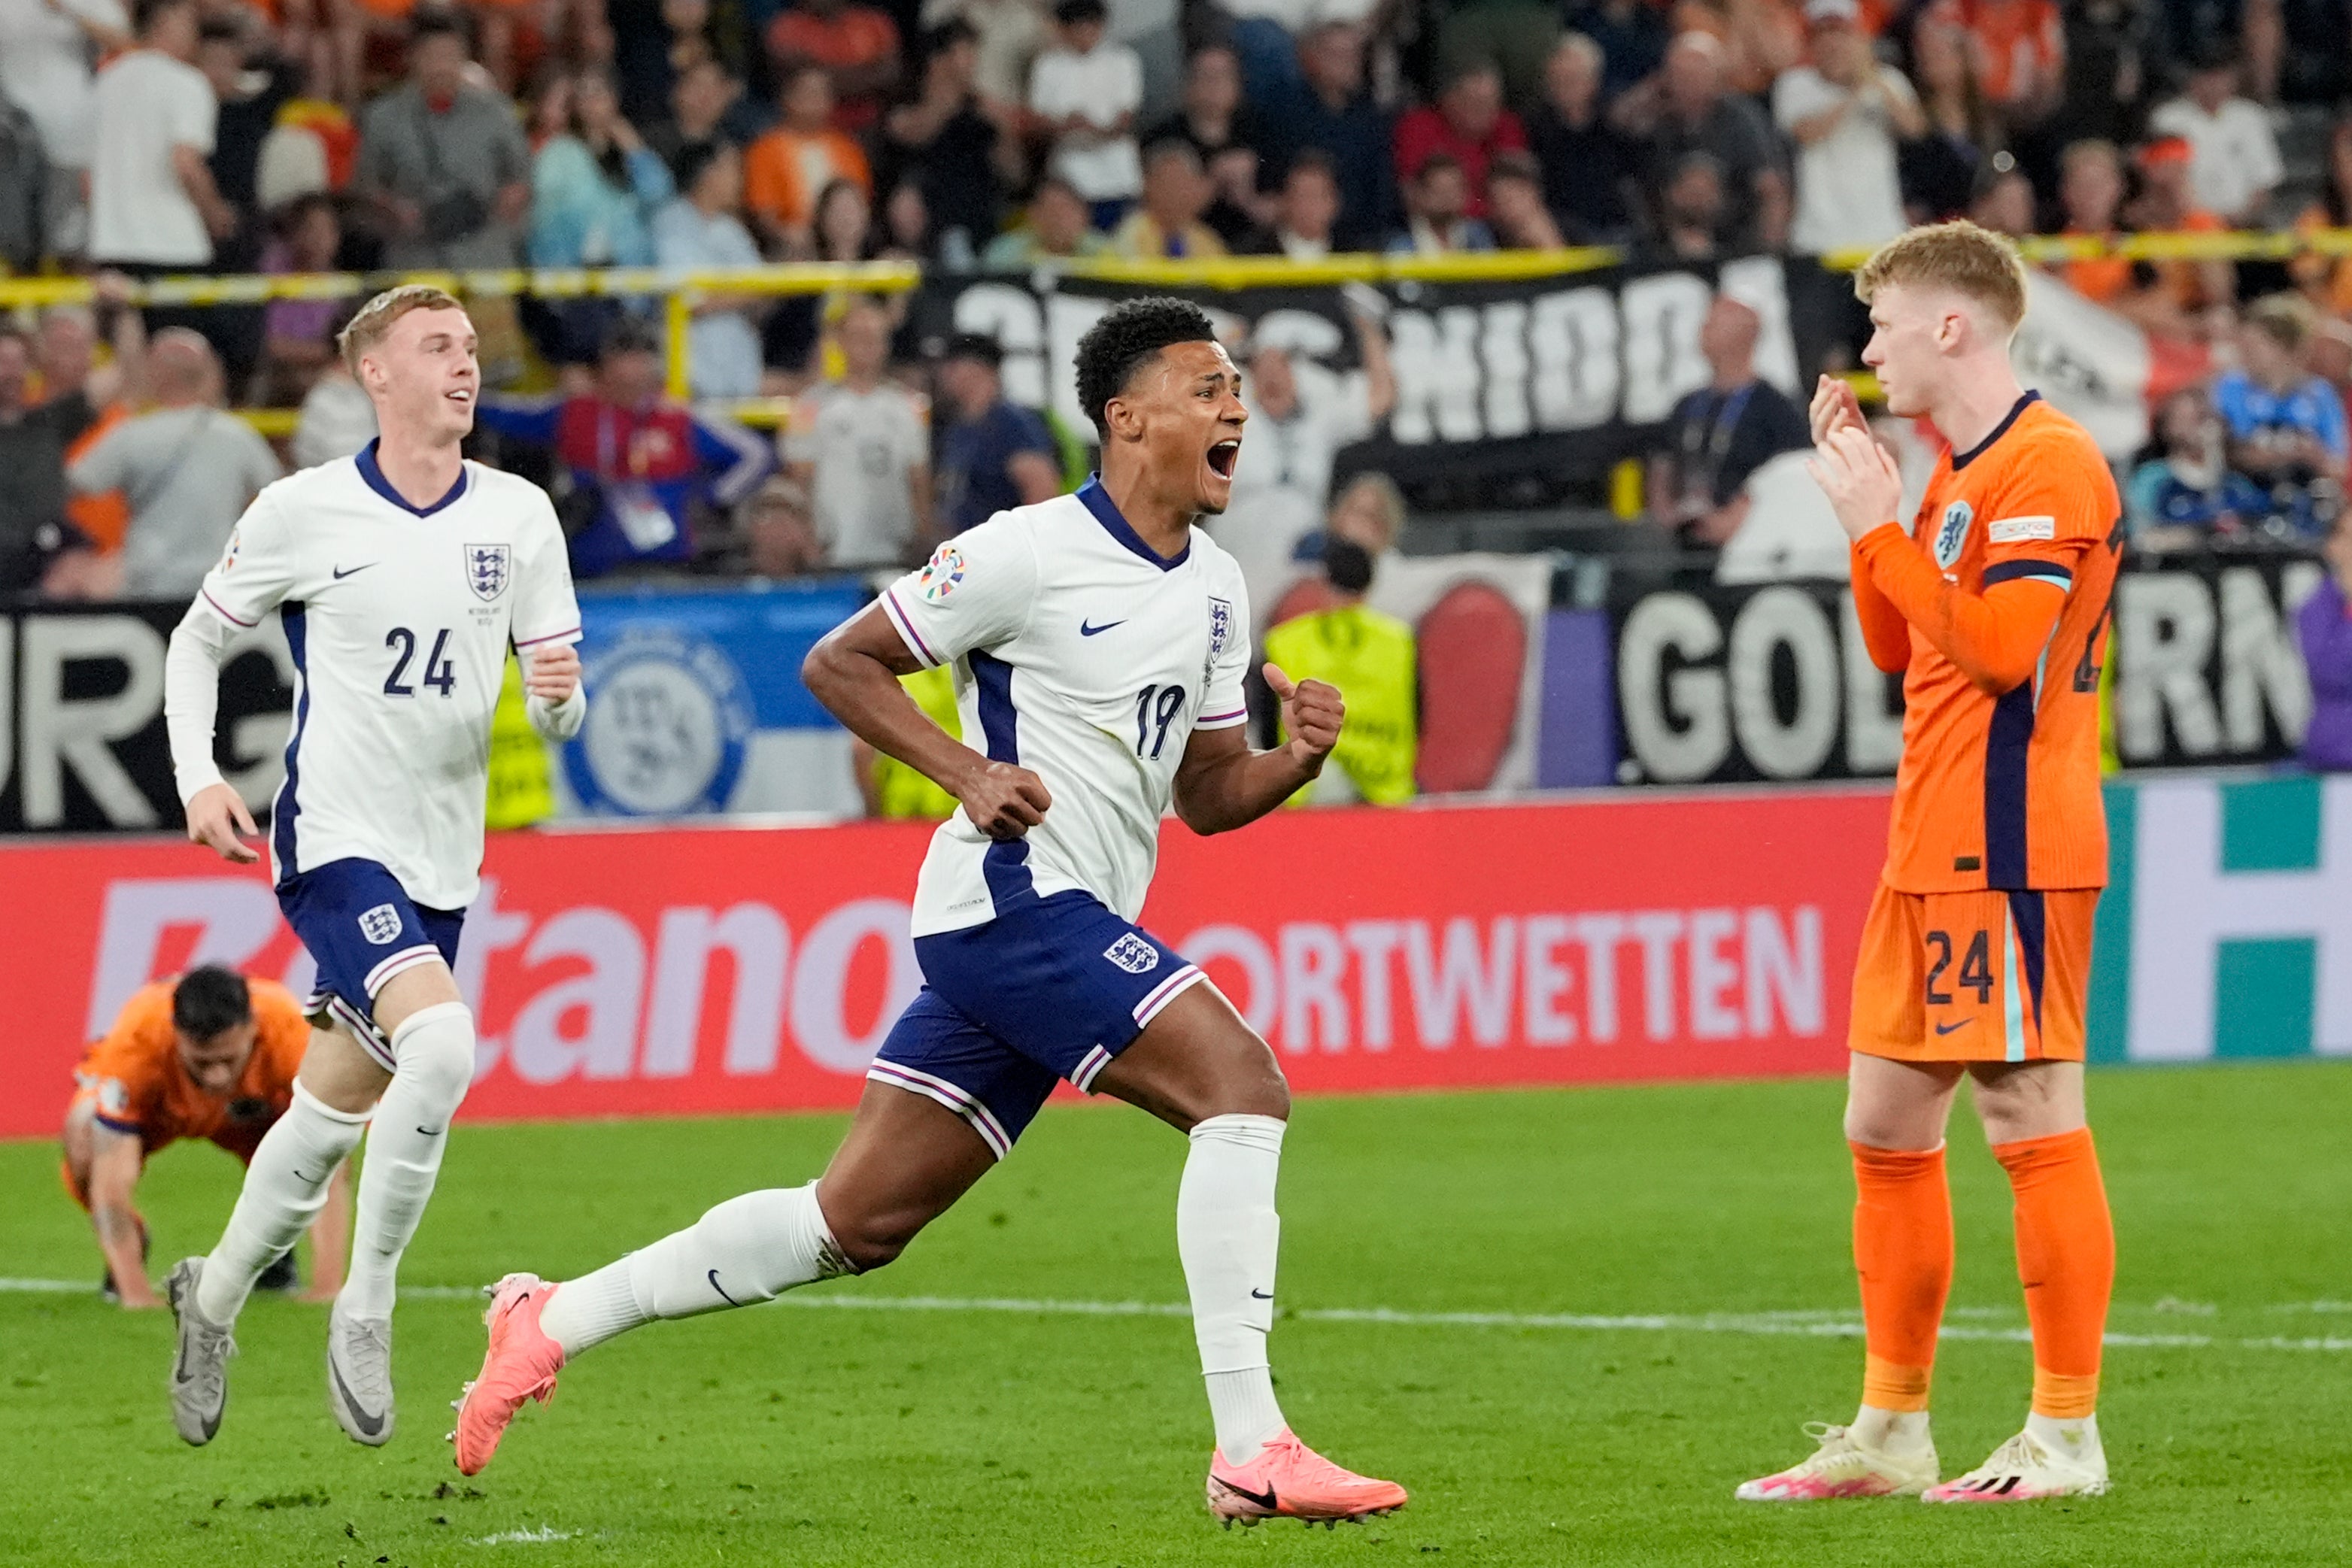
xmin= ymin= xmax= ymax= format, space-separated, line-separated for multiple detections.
xmin=2124 ymin=135 xmax=2232 ymax=334
xmin=766 ymin=0 xmax=902 ymax=134
xmin=1959 ymin=0 xmax=2063 ymax=130
xmin=2052 ymin=138 xmax=2131 ymax=303
xmin=743 ymin=64 xmax=873 ymax=255
xmin=62 ymin=968 xmax=349 ymax=1310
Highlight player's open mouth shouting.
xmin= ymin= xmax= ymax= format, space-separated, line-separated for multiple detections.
xmin=1206 ymin=437 xmax=1240 ymax=481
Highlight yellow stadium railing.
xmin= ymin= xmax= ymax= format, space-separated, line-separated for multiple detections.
xmin=3 ymin=228 xmax=2343 ymax=435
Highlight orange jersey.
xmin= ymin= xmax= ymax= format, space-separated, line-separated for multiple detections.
xmin=75 ymin=979 xmax=311 ymax=1162
xmin=1856 ymin=393 xmax=2122 ymax=893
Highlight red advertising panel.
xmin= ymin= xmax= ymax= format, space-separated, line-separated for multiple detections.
xmin=0 ymin=789 xmax=1890 ymax=1139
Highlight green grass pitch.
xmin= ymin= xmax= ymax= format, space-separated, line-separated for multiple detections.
xmin=2 ymin=1063 xmax=2347 ymax=1566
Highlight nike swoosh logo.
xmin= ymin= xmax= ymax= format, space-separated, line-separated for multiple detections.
xmin=1250 ymin=1289 xmax=1273 ymax=1300
xmin=1219 ymin=1479 xmax=1279 ymax=1512
xmin=329 ymin=1354 xmax=386 ymax=1436
xmin=1933 ymin=1019 xmax=1972 ymax=1036
xmin=332 ymin=563 xmax=375 ymax=579
xmin=416 ymin=1127 xmax=444 ymax=1138
xmin=707 ymin=1269 xmax=742 ymax=1308
xmin=1079 ymin=619 xmax=1124 ymax=636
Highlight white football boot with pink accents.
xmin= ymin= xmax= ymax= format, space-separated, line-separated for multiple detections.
xmin=1206 ymin=1428 xmax=1408 ymax=1527
xmin=1923 ymin=1427 xmax=2108 ymax=1503
xmin=1736 ymin=1421 xmax=1940 ymax=1500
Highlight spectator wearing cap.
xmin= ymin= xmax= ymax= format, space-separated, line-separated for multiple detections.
xmin=1027 ymin=0 xmax=1143 ymax=228
xmin=1614 ymin=31 xmax=1787 ymax=251
xmin=1645 ymin=295 xmax=1807 ymax=547
xmin=2124 ymin=135 xmax=2232 ymax=332
xmin=1387 ymin=152 xmax=1496 ymax=255
xmin=70 ymin=329 xmax=280 ymax=599
xmin=651 ymin=141 xmax=767 ymax=399
xmin=1261 ymin=539 xmax=1416 ymax=808
xmin=2300 ymin=507 xmax=2352 ymax=771
xmin=1525 ymin=34 xmax=1636 ymax=244
xmin=932 ymin=333 xmax=1061 ymax=535
xmin=1773 ymin=0 xmax=1921 ymax=255
xmin=2212 ymin=294 xmax=2348 ymax=541
xmin=882 ymin=21 xmax=1020 ymax=264
xmin=744 ymin=65 xmax=871 ymax=256
xmin=2148 ymin=43 xmax=2281 ymax=226
xmin=1111 ymin=140 xmax=1228 ymax=259
xmin=476 ymin=319 xmax=772 ymax=580
xmin=1392 ymin=60 xmax=1525 ymax=222
xmin=785 ymin=296 xmax=931 ymax=569
xmin=1485 ymin=152 xmax=1564 ymax=249
xmin=982 ymin=176 xmax=1112 ymax=267
xmin=1270 ymin=21 xmax=1397 ymax=250
xmin=353 ymin=13 xmax=532 ymax=270
xmin=766 ymin=0 xmax=902 ymax=135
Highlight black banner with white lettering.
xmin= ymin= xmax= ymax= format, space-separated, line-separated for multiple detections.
xmin=1609 ymin=551 xmax=2327 ymax=785
xmin=0 ymin=602 xmax=293 ymax=833
xmin=909 ymin=257 xmax=1809 ymax=495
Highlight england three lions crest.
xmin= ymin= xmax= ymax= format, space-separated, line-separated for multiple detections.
xmin=1205 ymin=596 xmax=1233 ymax=687
xmin=466 ymin=542 xmax=511 ymax=601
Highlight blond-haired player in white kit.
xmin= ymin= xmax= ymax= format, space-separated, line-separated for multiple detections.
xmin=162 ymin=285 xmax=585 ymax=1449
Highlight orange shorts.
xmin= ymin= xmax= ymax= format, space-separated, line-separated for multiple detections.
xmin=1849 ymin=883 xmax=2099 ymax=1063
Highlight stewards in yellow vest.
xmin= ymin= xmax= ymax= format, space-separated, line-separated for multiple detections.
xmin=485 ymin=653 xmax=557 ymax=829
xmin=864 ymin=664 xmax=964 ymax=819
xmin=1262 ymin=541 xmax=1417 ymax=806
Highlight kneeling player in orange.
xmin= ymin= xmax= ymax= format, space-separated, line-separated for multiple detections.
xmin=1739 ymin=221 xmax=2121 ymax=1504
xmin=64 ymin=968 xmax=350 ymax=1310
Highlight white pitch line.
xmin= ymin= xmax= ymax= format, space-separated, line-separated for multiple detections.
xmin=6 ymin=1277 xmax=2348 ymax=1351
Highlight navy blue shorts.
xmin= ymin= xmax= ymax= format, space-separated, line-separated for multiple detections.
xmin=868 ymin=890 xmax=1208 ymax=1159
xmin=278 ymin=857 xmax=466 ymax=1071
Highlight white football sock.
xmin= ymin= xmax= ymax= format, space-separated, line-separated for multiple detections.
xmin=1851 ymin=1404 xmax=1934 ymax=1455
xmin=539 ymin=1184 xmax=851 ymax=1358
xmin=2026 ymin=1410 xmax=2102 ymax=1466
xmin=1179 ymin=1112 xmax=1290 ymax=1465
xmin=196 ymin=1081 xmax=370 ymax=1324
xmin=339 ymin=1002 xmax=475 ymax=1320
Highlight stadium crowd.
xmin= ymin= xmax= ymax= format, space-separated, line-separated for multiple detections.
xmin=2 ymin=0 xmax=2349 ymax=783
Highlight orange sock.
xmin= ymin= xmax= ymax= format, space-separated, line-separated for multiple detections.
xmin=1850 ymin=1141 xmax=1953 ymax=1413
xmin=1993 ymin=1127 xmax=2114 ymax=1421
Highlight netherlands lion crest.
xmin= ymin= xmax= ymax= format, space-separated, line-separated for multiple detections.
xmin=1932 ymin=501 xmax=1973 ymax=570
xmin=466 ymin=542 xmax=511 ymax=602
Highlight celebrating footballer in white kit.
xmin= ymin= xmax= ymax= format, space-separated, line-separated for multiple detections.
xmin=454 ymin=298 xmax=1408 ymax=1529
xmin=160 ymin=285 xmax=584 ymax=1451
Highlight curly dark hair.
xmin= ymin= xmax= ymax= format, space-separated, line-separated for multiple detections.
xmin=1073 ymin=296 xmax=1218 ymax=436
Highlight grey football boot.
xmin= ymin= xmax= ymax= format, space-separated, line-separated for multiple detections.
xmin=166 ymin=1257 xmax=235 ymax=1445
xmin=326 ymin=1304 xmax=396 ymax=1445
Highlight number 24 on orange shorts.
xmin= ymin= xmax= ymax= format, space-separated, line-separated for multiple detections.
xmin=1849 ymin=883 xmax=2098 ymax=1063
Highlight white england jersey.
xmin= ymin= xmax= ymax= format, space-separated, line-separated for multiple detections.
xmin=882 ymin=478 xmax=1252 ymax=938
xmin=193 ymin=443 xmax=582 ymax=910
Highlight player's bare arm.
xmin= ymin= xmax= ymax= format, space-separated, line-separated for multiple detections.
xmin=86 ymin=1126 xmax=161 ymax=1309
xmin=802 ymin=605 xmax=1052 ymax=840
xmin=1170 ymin=666 xmax=1344 ymax=835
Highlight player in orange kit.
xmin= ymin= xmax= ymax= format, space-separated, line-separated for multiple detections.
xmin=64 ymin=968 xmax=350 ymax=1309
xmin=1737 ymin=221 xmax=2123 ymax=1503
